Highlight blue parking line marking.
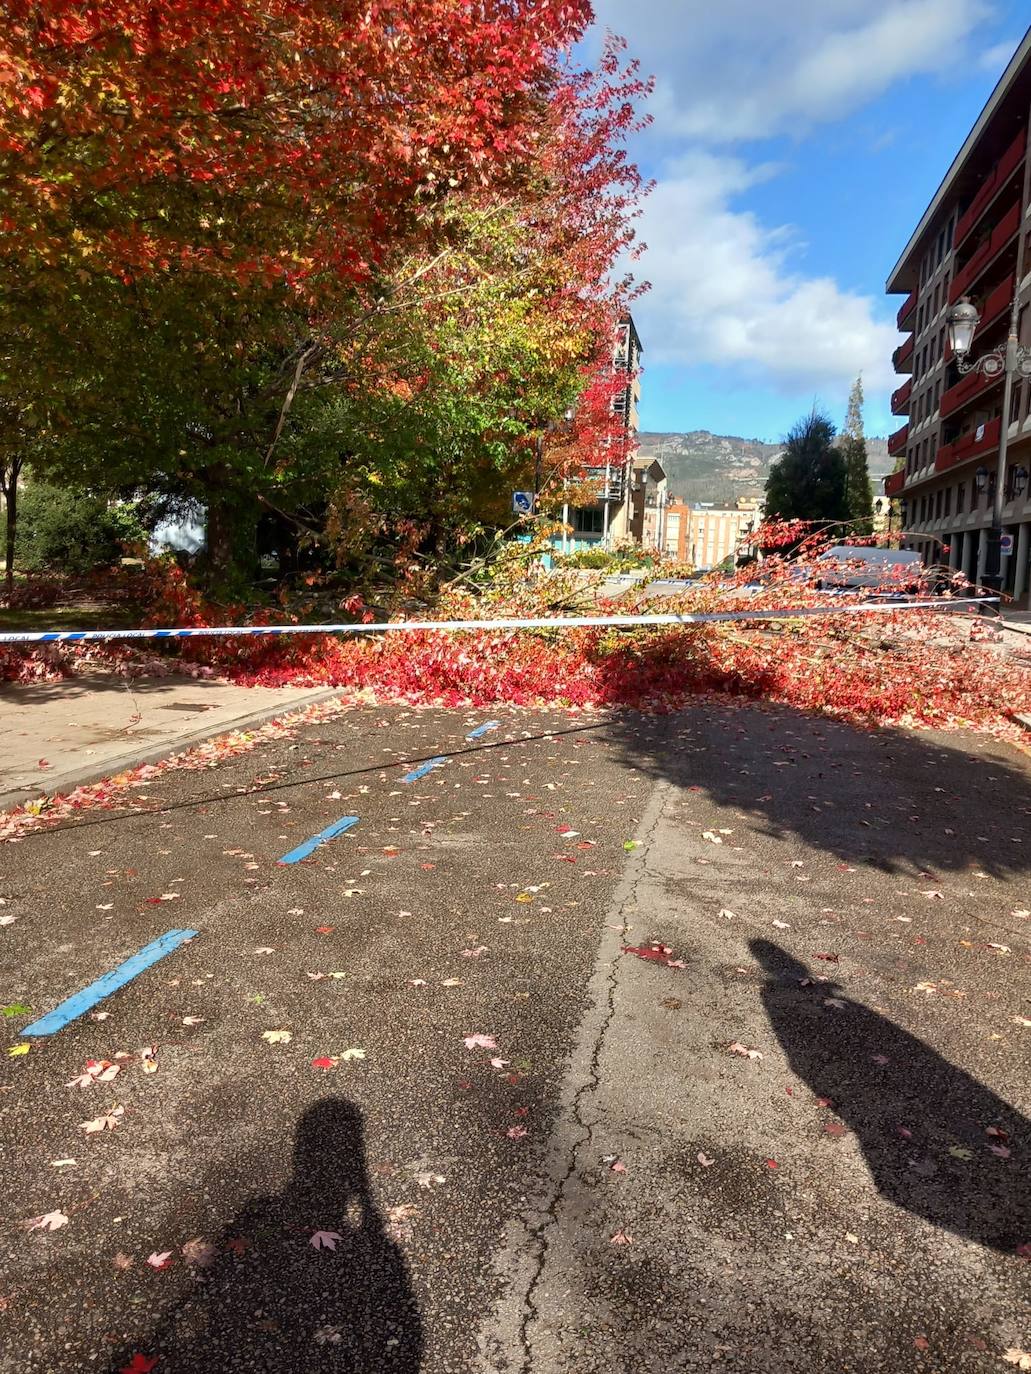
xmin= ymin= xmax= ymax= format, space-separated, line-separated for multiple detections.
xmin=22 ymin=929 xmax=199 ymax=1037
xmin=278 ymin=815 xmax=359 ymax=864
xmin=465 ymin=721 xmax=500 ymax=740
xmin=402 ymin=757 xmax=448 ymax=783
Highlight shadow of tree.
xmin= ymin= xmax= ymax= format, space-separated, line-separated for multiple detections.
xmin=601 ymin=700 xmax=1031 ymax=878
xmin=751 ymin=940 xmax=1029 ymax=1252
xmin=107 ymin=1098 xmax=423 ymax=1373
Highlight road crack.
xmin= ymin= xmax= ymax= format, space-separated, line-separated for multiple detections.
xmin=513 ymin=781 xmax=671 ymax=1374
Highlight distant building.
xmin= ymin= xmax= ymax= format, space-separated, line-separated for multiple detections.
xmin=566 ymin=314 xmax=643 ymax=548
xmin=885 ymin=27 xmax=1031 ymax=600
xmin=664 ymin=498 xmax=761 ymax=569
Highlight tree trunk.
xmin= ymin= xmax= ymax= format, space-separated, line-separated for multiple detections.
xmin=3 ymin=461 xmax=18 ymax=597
xmin=202 ymin=480 xmax=259 ymax=594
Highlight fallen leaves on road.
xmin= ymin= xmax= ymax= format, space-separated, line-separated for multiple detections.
xmin=311 ymin=1056 xmax=337 ymax=1070
xmin=309 ymin=1230 xmax=343 ymax=1251
xmin=67 ymin=1059 xmax=122 ymax=1089
xmin=339 ymin=1047 xmax=365 ymax=1062
xmin=146 ymin=1252 xmax=173 ymax=1270
xmin=1003 ymin=1351 xmax=1031 ymax=1372
xmin=24 ymin=1210 xmax=69 ymax=1232
xmin=182 ymin=1238 xmax=217 ymax=1268
xmin=609 ymin=1229 xmax=634 ymax=1245
xmin=623 ymin=943 xmax=685 ymax=969
xmin=414 ymin=1172 xmax=445 ymax=1189
xmin=696 ymin=1152 xmax=715 ymax=1167
xmin=119 ymin=1356 xmax=158 ymax=1374
xmin=8 ymin=1043 xmax=29 ymax=1058
xmin=81 ymin=1106 xmax=124 ymax=1133
xmin=727 ymin=1042 xmax=763 ymax=1061
xmin=463 ymin=1034 xmax=497 ymax=1050
xmin=262 ymin=1030 xmax=292 ymax=1045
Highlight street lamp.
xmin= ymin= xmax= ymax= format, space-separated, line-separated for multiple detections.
xmin=946 ymin=294 xmax=1031 ymax=591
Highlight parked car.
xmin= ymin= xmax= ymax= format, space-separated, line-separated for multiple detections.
xmin=813 ymin=546 xmax=924 ymax=593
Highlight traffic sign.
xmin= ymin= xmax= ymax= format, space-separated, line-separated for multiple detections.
xmin=512 ymin=491 xmax=534 ymax=515
xmin=1000 ymin=533 xmax=1014 ymax=556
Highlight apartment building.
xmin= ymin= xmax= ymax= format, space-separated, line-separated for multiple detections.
xmin=663 ymin=499 xmax=761 ymax=570
xmin=885 ymin=26 xmax=1031 ymax=602
xmin=567 ymin=314 xmax=643 ymax=547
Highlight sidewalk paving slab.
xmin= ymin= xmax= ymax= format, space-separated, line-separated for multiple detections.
xmin=0 ymin=671 xmax=343 ymax=813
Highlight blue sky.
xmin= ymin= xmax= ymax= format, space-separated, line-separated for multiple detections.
xmin=587 ymin=1 xmax=1029 ymax=441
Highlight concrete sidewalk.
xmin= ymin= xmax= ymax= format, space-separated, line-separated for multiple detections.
xmin=0 ymin=670 xmax=342 ymax=812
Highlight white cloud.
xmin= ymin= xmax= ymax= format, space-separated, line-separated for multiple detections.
xmin=592 ymin=0 xmax=989 ymax=142
xmin=979 ymin=39 xmax=1020 ymax=72
xmin=633 ymin=153 xmax=900 ymax=393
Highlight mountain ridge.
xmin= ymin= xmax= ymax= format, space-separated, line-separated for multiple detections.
xmin=637 ymin=430 xmax=890 ymax=504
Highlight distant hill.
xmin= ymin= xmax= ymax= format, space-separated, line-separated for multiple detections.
xmin=637 ymin=430 xmax=891 ymax=505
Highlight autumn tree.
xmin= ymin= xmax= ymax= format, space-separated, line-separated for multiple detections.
xmin=764 ymin=408 xmax=848 ymax=525
xmin=840 ymin=375 xmax=874 ymax=533
xmin=0 ymin=5 xmax=648 ymax=591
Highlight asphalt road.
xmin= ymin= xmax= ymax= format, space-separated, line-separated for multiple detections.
xmin=0 ymin=703 xmax=1028 ymax=1374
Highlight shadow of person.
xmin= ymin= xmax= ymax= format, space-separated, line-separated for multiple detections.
xmin=750 ymin=940 xmax=1029 ymax=1253
xmin=111 ymin=1098 xmax=423 ymax=1372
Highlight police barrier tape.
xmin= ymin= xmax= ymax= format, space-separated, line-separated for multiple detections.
xmin=0 ymin=597 xmax=1000 ymax=645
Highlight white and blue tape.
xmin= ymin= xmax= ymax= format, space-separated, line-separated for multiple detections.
xmin=0 ymin=598 xmax=998 ymax=645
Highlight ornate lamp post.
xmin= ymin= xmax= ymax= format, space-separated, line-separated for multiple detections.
xmin=946 ymin=295 xmax=1031 ymax=590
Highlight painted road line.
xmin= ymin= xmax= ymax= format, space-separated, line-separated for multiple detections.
xmin=465 ymin=721 xmax=500 ymax=741
xmin=278 ymin=815 xmax=359 ymax=865
xmin=0 ymin=598 xmax=999 ymax=644
xmin=22 ymin=929 xmax=199 ymax=1037
xmin=402 ymin=757 xmax=448 ymax=783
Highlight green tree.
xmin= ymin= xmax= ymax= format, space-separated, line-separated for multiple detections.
xmin=764 ymin=407 xmax=849 ymax=524
xmin=840 ymin=375 xmax=874 ymax=533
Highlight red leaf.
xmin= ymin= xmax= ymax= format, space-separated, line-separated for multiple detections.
xmin=120 ymin=1358 xmax=158 ymax=1374
xmin=813 ymin=952 xmax=839 ymax=963
xmin=311 ymin=1057 xmax=336 ymax=1070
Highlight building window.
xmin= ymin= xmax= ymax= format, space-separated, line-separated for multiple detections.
xmin=935 ymin=489 xmax=943 ymax=519
xmin=957 ymin=482 xmax=965 ymax=512
xmin=933 ymin=378 xmax=941 ymax=412
xmin=946 ymin=216 xmax=954 ymax=252
xmin=1011 ymin=382 xmax=1023 ymax=425
xmin=574 ymin=507 xmax=605 ymax=534
xmin=944 ymin=487 xmax=951 ymax=517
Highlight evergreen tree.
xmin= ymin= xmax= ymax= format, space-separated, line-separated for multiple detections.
xmin=840 ymin=375 xmax=874 ymax=533
xmin=764 ymin=407 xmax=848 ymax=524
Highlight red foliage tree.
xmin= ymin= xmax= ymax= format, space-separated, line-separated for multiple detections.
xmin=0 ymin=0 xmax=595 ymax=288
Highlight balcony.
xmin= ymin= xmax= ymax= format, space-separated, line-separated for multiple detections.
xmin=939 ymin=362 xmax=1003 ymax=419
xmin=893 ymin=335 xmax=914 ymax=373
xmin=954 ymin=128 xmax=1026 ymax=251
xmin=884 ymin=469 xmax=906 ymax=497
xmin=934 ymin=415 xmax=1001 ymax=472
xmin=948 ymin=198 xmax=1021 ymax=304
xmin=896 ymin=288 xmax=918 ymax=331
xmin=581 ymin=464 xmax=627 ymax=503
xmin=887 ymin=423 xmax=909 ymax=457
xmin=973 ymin=272 xmax=1015 ymax=338
xmin=891 ymin=379 xmax=912 ymax=415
